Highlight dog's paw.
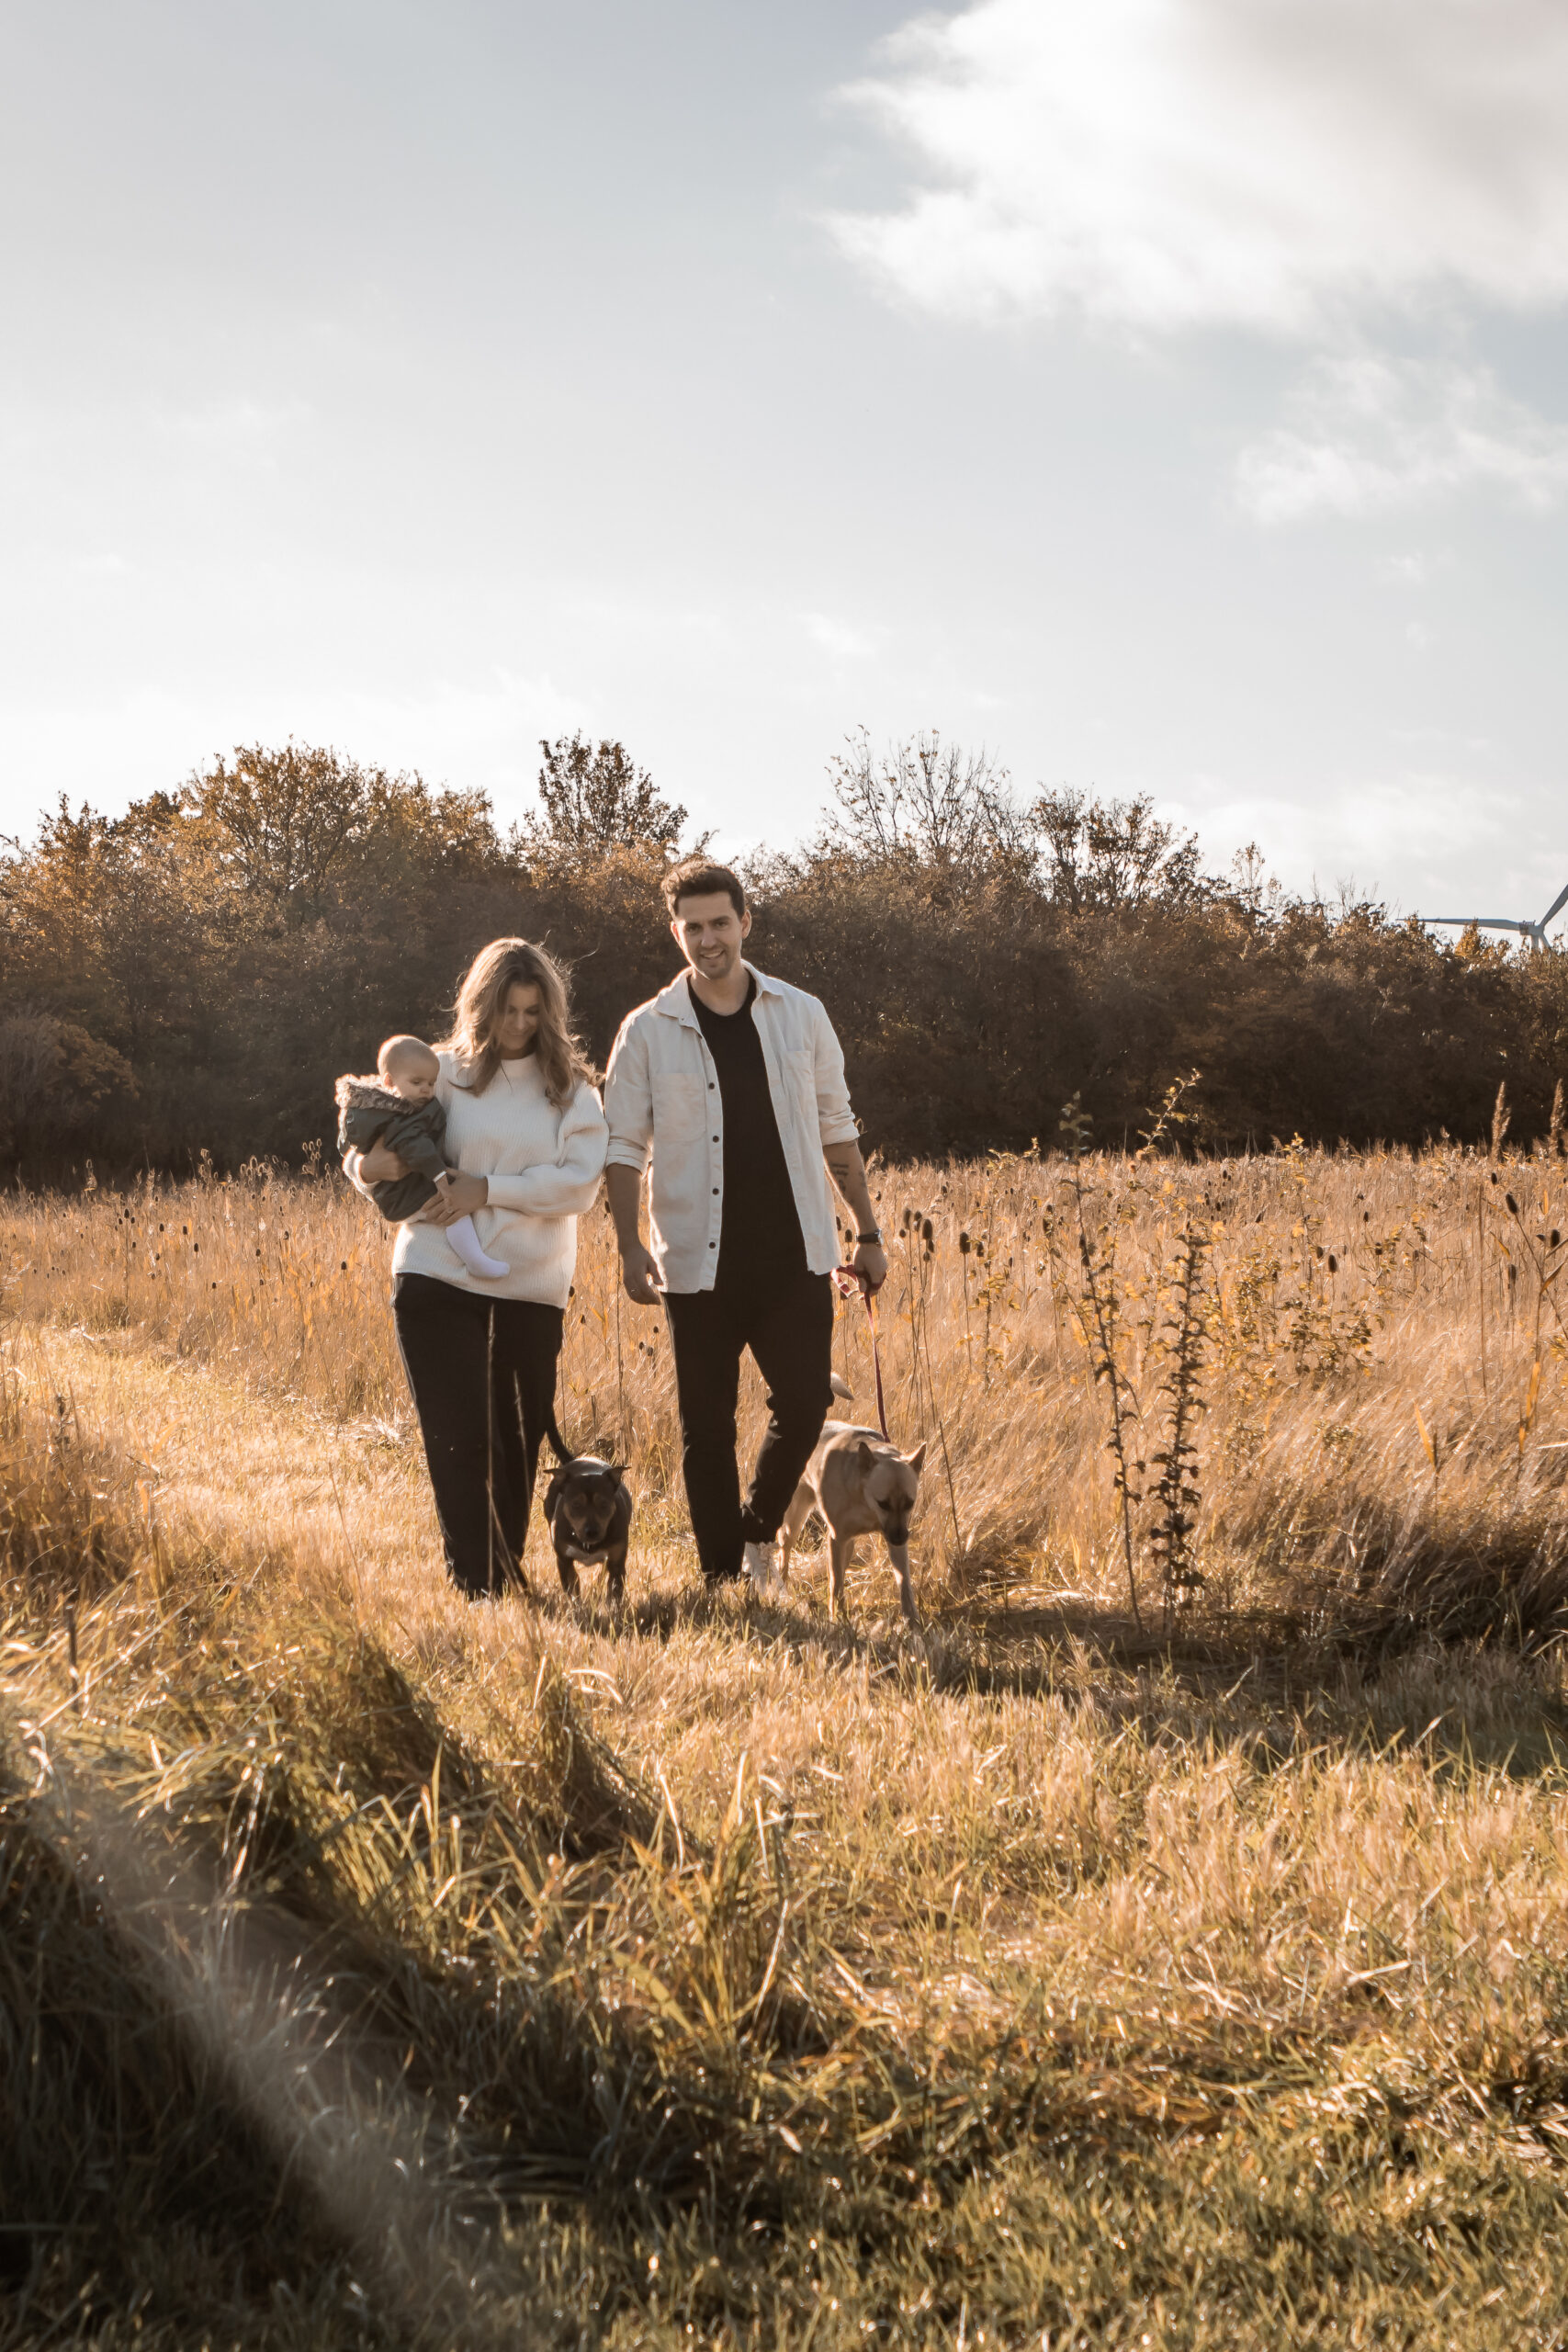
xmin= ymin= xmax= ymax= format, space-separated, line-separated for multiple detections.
xmin=742 ymin=1540 xmax=781 ymax=1600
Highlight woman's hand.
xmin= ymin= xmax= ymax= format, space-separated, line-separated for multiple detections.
xmin=420 ymin=1171 xmax=489 ymax=1227
xmin=358 ymin=1141 xmax=409 ymax=1182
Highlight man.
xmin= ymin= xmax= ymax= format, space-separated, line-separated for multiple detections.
xmin=604 ymin=857 xmax=886 ymax=1592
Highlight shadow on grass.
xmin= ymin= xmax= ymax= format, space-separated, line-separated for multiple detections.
xmin=9 ymin=1562 xmax=1568 ymax=2348
xmin=533 ymin=1570 xmax=1568 ymax=1786
xmin=9 ymin=1606 xmax=1568 ymax=2352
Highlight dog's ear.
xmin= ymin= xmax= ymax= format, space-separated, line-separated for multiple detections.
xmin=542 ymin=1469 xmax=568 ymax=1520
xmin=856 ymin=1440 xmax=876 ymax=1472
xmin=905 ymin=1442 xmax=927 ymax=1473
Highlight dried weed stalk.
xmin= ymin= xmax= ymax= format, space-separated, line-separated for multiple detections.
xmin=1149 ymin=1219 xmax=1209 ymax=1625
xmin=1060 ymin=1094 xmax=1144 ymax=1630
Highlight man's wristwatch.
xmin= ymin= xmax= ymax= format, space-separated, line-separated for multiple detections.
xmin=855 ymin=1228 xmax=883 ymax=1245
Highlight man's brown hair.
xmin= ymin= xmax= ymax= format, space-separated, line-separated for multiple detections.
xmin=660 ymin=857 xmax=747 ymax=919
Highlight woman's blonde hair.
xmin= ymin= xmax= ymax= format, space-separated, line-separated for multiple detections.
xmin=436 ymin=938 xmax=589 ymax=1108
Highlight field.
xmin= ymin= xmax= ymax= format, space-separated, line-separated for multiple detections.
xmin=6 ymin=1140 xmax=1568 ymax=2348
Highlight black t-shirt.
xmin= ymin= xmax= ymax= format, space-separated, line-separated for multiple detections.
xmin=688 ymin=974 xmax=807 ymax=1287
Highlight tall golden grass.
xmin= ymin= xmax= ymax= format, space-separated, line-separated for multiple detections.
xmin=8 ymin=1138 xmax=1568 ymax=1631
xmin=6 ymin=1144 xmax=1568 ymax=2346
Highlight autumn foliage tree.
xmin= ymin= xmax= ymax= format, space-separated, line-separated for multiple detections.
xmin=1 ymin=728 xmax=1564 ymax=1177
xmin=525 ymin=734 xmax=689 ymax=860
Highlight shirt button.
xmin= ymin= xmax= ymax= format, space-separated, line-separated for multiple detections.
xmin=708 ymin=1082 xmax=715 ymax=1090
xmin=711 ymin=1135 xmax=718 ymax=1142
xmin=709 ymin=1241 xmax=716 ymax=1250
xmin=712 ymin=1188 xmax=718 ymax=1194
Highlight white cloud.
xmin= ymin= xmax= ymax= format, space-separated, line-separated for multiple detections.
xmin=830 ymin=0 xmax=1568 ymax=334
xmin=1381 ymin=552 xmax=1430 ymax=586
xmin=152 ymin=395 xmax=311 ymax=452
xmin=802 ymin=611 xmax=880 ymax=661
xmin=1235 ymin=356 xmax=1568 ymax=520
xmin=1173 ymin=767 xmax=1523 ymax=905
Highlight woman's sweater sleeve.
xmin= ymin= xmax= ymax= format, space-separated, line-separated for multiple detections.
xmin=483 ymin=1084 xmax=609 ymax=1216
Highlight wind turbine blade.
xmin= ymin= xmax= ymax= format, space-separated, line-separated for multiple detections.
xmin=1427 ymin=917 xmax=1527 ymax=932
xmin=1540 ymin=880 xmax=1568 ymax=931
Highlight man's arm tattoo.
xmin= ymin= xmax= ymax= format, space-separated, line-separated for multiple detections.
xmin=824 ymin=1143 xmax=875 ymax=1221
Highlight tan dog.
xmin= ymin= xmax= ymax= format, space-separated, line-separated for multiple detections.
xmin=779 ymin=1422 xmax=927 ymax=1623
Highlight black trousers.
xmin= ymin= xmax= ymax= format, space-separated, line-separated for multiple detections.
xmin=663 ymin=1266 xmax=835 ymax=1581
xmin=392 ymin=1272 xmax=564 ymax=1599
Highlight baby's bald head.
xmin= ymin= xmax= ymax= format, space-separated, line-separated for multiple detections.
xmin=378 ymin=1035 xmax=439 ymax=1102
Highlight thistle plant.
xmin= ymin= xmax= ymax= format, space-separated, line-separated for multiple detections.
xmin=1149 ymin=1221 xmax=1209 ymax=1626
xmin=911 ymin=1210 xmax=963 ymax=1561
xmin=1061 ymin=1094 xmax=1144 ymax=1630
xmin=895 ymin=1205 xmax=961 ymax=1562
xmin=1136 ymin=1068 xmax=1202 ymax=1161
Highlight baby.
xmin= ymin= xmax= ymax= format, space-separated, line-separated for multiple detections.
xmin=335 ymin=1035 xmax=508 ymax=1281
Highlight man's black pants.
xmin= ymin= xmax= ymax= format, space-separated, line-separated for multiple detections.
xmin=393 ymin=1272 xmax=563 ymax=1599
xmin=663 ymin=1267 xmax=835 ymax=1581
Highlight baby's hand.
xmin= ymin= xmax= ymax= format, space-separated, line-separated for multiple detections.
xmin=413 ymin=1170 xmax=456 ymax=1224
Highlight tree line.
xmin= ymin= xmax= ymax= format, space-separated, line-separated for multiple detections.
xmin=0 ymin=728 xmax=1561 ymax=1177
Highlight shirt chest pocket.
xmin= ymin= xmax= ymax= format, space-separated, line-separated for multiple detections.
xmin=650 ymin=1069 xmax=706 ymax=1144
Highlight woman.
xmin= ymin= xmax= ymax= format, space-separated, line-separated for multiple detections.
xmin=350 ymin=939 xmax=608 ymax=1599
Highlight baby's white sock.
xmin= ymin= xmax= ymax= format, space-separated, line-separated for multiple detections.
xmin=445 ymin=1214 xmax=508 ymax=1281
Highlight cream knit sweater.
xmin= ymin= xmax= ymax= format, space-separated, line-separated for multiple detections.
xmin=357 ymin=1051 xmax=607 ymax=1308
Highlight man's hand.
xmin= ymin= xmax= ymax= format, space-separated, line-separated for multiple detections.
xmin=823 ymin=1140 xmax=886 ymax=1292
xmin=850 ymin=1238 xmax=887 ymax=1294
xmin=358 ymin=1140 xmax=408 ymax=1183
xmin=420 ymin=1171 xmax=488 ymax=1227
xmin=620 ymin=1238 xmax=663 ymax=1306
xmin=606 ymin=1165 xmax=661 ymax=1306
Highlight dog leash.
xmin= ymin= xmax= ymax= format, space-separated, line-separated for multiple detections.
xmin=832 ymin=1265 xmax=889 ymax=1442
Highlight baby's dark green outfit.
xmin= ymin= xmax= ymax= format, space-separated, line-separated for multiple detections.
xmin=334 ymin=1077 xmax=452 ymax=1222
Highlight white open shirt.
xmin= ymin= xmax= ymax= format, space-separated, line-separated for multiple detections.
xmin=602 ymin=963 xmax=861 ymax=1294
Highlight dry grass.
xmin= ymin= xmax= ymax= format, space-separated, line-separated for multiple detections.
xmin=6 ymin=1147 xmax=1568 ymax=2347
xmin=11 ymin=1139 xmax=1568 ymax=1633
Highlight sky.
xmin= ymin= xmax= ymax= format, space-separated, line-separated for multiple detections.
xmin=3 ymin=0 xmax=1567 ymax=922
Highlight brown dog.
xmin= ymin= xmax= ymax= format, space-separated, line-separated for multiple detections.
xmin=541 ymin=1456 xmax=633 ymax=1607
xmin=778 ymin=1422 xmax=927 ymax=1623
